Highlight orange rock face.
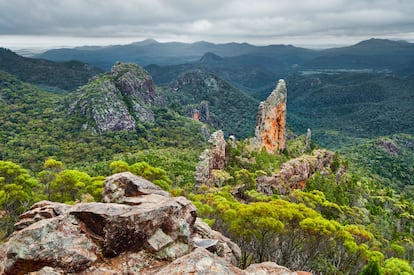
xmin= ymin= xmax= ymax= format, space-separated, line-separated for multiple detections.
xmin=252 ymin=79 xmax=287 ymax=153
xmin=262 ymin=101 xmax=286 ymax=153
xmin=193 ymin=111 xmax=200 ymax=121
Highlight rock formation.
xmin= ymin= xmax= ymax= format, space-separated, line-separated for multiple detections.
xmin=194 ymin=130 xmax=227 ymax=187
xmin=167 ymin=69 xmax=259 ymax=139
xmin=103 ymin=172 xmax=171 ymax=204
xmin=245 ymin=262 xmax=312 ymax=275
xmin=193 ymin=218 xmax=241 ymax=265
xmin=375 ymin=138 xmax=399 ymax=156
xmin=256 ymin=149 xmax=334 ymax=195
xmin=251 ymin=79 xmax=287 ymax=153
xmin=0 ymin=171 xmax=306 ymax=274
xmin=156 ymin=247 xmax=244 ymax=275
xmin=186 ymin=101 xmax=211 ymax=123
xmin=70 ymin=62 xmax=160 ymax=133
xmin=305 ymin=128 xmax=312 ymax=152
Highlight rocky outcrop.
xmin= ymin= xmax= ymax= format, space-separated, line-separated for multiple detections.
xmin=257 ymin=149 xmax=334 ymax=195
xmin=305 ymin=128 xmax=312 ymax=152
xmin=0 ymin=171 xmax=307 ymax=274
xmin=194 ymin=130 xmax=227 ymax=187
xmin=70 ymin=62 xmax=159 ymax=133
xmin=156 ymin=247 xmax=245 ymax=275
xmin=0 ymin=172 xmax=197 ymax=274
xmin=186 ymin=101 xmax=212 ymax=123
xmin=103 ymin=171 xmax=171 ymax=204
xmin=251 ymin=79 xmax=287 ymax=153
xmin=245 ymin=262 xmax=311 ymax=275
xmin=375 ymin=138 xmax=399 ymax=156
xmin=13 ymin=200 xmax=71 ymax=231
xmin=193 ymin=218 xmax=241 ymax=265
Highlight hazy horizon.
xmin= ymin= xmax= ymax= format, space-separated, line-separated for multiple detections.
xmin=2 ymin=34 xmax=413 ymax=56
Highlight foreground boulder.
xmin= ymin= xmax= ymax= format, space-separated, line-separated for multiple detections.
xmin=103 ymin=171 xmax=171 ymax=204
xmin=71 ymin=196 xmax=195 ymax=258
xmin=0 ymin=172 xmax=308 ymax=274
xmin=156 ymin=247 xmax=244 ymax=275
xmin=245 ymin=262 xmax=312 ymax=275
xmin=192 ymin=218 xmax=241 ymax=265
xmin=0 ymin=214 xmax=97 ymax=274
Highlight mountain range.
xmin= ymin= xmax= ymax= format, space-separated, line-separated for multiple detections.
xmin=36 ymin=38 xmax=414 ymax=87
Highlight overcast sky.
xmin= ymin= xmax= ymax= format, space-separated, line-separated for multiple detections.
xmin=1 ymin=0 xmax=414 ymax=50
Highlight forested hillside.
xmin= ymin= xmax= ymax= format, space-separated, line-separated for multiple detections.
xmin=286 ymin=73 xmax=414 ymax=148
xmin=190 ymin=136 xmax=414 ymax=274
xmin=163 ymin=69 xmax=260 ymax=138
xmin=0 ymin=48 xmax=102 ymax=91
xmin=0 ymin=55 xmax=413 ymax=273
xmin=0 ymin=69 xmax=207 ymax=174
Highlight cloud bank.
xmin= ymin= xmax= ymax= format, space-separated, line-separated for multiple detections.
xmin=1 ymin=0 xmax=414 ymax=47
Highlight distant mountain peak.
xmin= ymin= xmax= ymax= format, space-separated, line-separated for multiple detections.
xmin=132 ymin=38 xmax=159 ymax=46
xmin=353 ymin=38 xmax=409 ymax=48
xmin=0 ymin=47 xmax=16 ymax=55
xmin=198 ymin=52 xmax=223 ymax=63
xmin=192 ymin=40 xmax=214 ymax=46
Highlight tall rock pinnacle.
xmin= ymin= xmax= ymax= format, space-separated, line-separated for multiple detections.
xmin=251 ymin=79 xmax=287 ymax=153
xmin=194 ymin=130 xmax=227 ymax=188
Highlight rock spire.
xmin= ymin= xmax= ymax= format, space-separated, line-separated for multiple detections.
xmin=194 ymin=130 xmax=227 ymax=187
xmin=251 ymin=79 xmax=287 ymax=153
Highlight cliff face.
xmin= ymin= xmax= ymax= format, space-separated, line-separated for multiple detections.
xmin=251 ymin=79 xmax=287 ymax=153
xmin=70 ymin=62 xmax=160 ymax=133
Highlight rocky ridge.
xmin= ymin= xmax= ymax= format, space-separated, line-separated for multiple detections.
xmin=70 ymin=62 xmax=160 ymax=133
xmin=0 ymin=172 xmax=306 ymax=274
xmin=0 ymin=48 xmax=103 ymax=91
xmin=256 ymin=149 xmax=334 ymax=195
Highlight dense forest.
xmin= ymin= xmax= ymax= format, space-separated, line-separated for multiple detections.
xmin=0 ymin=46 xmax=413 ymax=274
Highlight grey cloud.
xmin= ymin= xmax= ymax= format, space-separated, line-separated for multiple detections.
xmin=0 ymin=0 xmax=414 ymax=44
